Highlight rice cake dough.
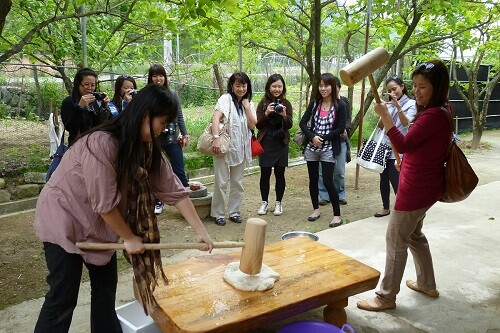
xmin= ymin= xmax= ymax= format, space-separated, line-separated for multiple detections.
xmin=223 ymin=262 xmax=279 ymax=291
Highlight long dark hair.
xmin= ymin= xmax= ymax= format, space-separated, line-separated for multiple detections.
xmin=82 ymin=84 xmax=178 ymax=185
xmin=71 ymin=68 xmax=98 ymax=102
xmin=263 ymin=73 xmax=286 ymax=103
xmin=411 ymin=60 xmax=450 ymax=111
xmin=147 ymin=63 xmax=169 ymax=89
xmin=385 ymin=76 xmax=409 ymax=96
xmin=315 ymin=73 xmax=339 ymax=108
xmin=112 ymin=75 xmax=137 ymax=108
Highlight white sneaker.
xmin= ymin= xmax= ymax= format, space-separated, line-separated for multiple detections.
xmin=258 ymin=201 xmax=268 ymax=215
xmin=274 ymin=201 xmax=283 ymax=216
xmin=154 ymin=202 xmax=164 ymax=215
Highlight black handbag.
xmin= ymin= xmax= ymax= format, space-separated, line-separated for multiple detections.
xmin=272 ymin=120 xmax=285 ymax=141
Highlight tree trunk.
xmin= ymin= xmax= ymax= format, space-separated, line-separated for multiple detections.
xmin=213 ymin=64 xmax=224 ymax=96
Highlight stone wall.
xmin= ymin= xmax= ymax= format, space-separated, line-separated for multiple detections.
xmin=0 ymin=172 xmax=45 ymax=204
xmin=0 ymin=86 xmax=36 ymax=118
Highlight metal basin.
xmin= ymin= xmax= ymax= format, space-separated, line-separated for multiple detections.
xmin=281 ymin=231 xmax=319 ymax=241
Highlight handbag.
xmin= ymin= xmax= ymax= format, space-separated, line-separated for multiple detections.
xmin=440 ymin=109 xmax=478 ymax=202
xmin=272 ymin=120 xmax=285 ymax=141
xmin=197 ymin=121 xmax=230 ymax=156
xmin=357 ymin=127 xmax=392 ymax=173
xmin=251 ymin=131 xmax=264 ymax=157
xmin=293 ymin=130 xmax=306 ymax=146
xmin=45 ymin=131 xmax=68 ymax=182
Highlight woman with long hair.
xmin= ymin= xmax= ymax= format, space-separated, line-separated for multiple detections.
xmin=147 ymin=63 xmax=190 ymax=214
xmin=357 ymin=60 xmax=452 ymax=311
xmin=255 ymin=73 xmax=293 ymax=216
xmin=210 ymin=72 xmax=257 ymax=226
xmin=373 ymin=76 xmax=417 ymax=218
xmin=34 ymin=84 xmax=213 ymax=331
xmin=299 ymin=73 xmax=347 ymax=228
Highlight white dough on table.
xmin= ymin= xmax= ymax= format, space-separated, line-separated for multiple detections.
xmin=223 ymin=262 xmax=280 ymax=291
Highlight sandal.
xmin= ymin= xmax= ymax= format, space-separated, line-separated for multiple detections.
xmin=406 ymin=280 xmax=439 ymax=298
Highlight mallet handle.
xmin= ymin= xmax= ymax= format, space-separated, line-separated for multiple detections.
xmin=368 ymin=74 xmax=382 ymax=104
xmin=76 ymin=241 xmax=244 ymax=250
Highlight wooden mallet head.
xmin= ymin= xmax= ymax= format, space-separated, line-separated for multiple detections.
xmin=239 ymin=217 xmax=267 ymax=275
xmin=339 ymin=47 xmax=390 ymax=103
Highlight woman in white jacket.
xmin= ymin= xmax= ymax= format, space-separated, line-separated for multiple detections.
xmin=210 ymin=72 xmax=257 ymax=226
xmin=374 ymin=76 xmax=417 ymax=218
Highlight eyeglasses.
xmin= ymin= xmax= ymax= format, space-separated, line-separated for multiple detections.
xmin=81 ymin=83 xmax=96 ymax=89
xmin=418 ymin=63 xmax=435 ymax=71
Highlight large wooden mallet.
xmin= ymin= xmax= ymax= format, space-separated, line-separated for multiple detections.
xmin=339 ymin=47 xmax=390 ymax=103
xmin=340 ymin=47 xmax=400 ymax=163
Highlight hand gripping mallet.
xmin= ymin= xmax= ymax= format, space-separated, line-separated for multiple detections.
xmin=339 ymin=47 xmax=401 ymax=163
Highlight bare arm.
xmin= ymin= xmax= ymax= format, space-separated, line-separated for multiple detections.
xmin=100 ymin=207 xmax=144 ymax=254
xmin=174 ymin=197 xmax=214 ymax=253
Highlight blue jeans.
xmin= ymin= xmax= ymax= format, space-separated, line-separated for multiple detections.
xmin=35 ymin=243 xmax=122 ymax=333
xmin=162 ymin=142 xmax=189 ymax=187
xmin=319 ymin=140 xmax=347 ymax=201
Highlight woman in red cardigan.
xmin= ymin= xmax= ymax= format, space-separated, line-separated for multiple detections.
xmin=357 ymin=60 xmax=453 ymax=311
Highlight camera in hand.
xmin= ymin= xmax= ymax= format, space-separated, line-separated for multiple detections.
xmin=92 ymin=92 xmax=106 ymax=100
xmin=273 ymin=99 xmax=284 ymax=113
xmin=130 ymin=89 xmax=139 ymax=98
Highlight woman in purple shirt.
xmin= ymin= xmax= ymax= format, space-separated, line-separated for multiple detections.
xmin=34 ymin=84 xmax=213 ymax=332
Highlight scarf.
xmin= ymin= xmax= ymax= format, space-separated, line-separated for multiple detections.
xmin=125 ymin=143 xmax=167 ymax=315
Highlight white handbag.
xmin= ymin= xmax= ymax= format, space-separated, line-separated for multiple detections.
xmin=357 ymin=127 xmax=392 ymax=173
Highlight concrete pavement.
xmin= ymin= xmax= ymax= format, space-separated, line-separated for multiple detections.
xmin=1 ymin=182 xmax=499 ymax=333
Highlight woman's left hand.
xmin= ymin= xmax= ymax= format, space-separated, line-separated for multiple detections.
xmin=196 ymin=234 xmax=214 ymax=253
xmin=242 ymin=98 xmax=250 ymax=110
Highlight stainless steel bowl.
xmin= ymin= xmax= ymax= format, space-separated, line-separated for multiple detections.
xmin=281 ymin=231 xmax=319 ymax=241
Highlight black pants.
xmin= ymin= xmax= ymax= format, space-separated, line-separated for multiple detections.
xmin=260 ymin=166 xmax=286 ymax=202
xmin=307 ymin=161 xmax=340 ymax=216
xmin=379 ymin=159 xmax=399 ymax=210
xmin=35 ymin=242 xmax=122 ymax=333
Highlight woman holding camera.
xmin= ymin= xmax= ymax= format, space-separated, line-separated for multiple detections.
xmin=299 ymin=73 xmax=346 ymax=228
xmin=35 ymin=84 xmax=214 ymax=331
xmin=147 ymin=64 xmax=190 ymax=214
xmin=373 ymin=76 xmax=416 ymax=218
xmin=61 ymin=68 xmax=112 ymax=145
xmin=109 ymin=75 xmax=137 ymax=116
xmin=255 ymin=74 xmax=293 ymax=216
xmin=210 ymin=72 xmax=257 ymax=226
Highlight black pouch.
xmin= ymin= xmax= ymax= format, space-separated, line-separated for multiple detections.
xmin=272 ymin=121 xmax=285 ymax=141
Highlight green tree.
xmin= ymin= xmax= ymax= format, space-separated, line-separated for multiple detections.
xmin=449 ymin=2 xmax=500 ymax=148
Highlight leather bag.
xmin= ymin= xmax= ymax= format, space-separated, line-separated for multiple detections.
xmin=440 ymin=108 xmax=478 ymax=202
xmin=197 ymin=121 xmax=230 ymax=156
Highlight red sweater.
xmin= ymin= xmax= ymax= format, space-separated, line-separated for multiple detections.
xmin=387 ymin=106 xmax=452 ymax=211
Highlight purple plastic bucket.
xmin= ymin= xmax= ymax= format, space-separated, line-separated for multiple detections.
xmin=277 ymin=320 xmax=355 ymax=333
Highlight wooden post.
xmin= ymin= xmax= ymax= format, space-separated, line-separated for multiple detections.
xmin=239 ymin=218 xmax=267 ymax=275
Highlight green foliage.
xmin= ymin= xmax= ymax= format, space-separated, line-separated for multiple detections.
xmin=177 ymin=85 xmax=220 ymax=107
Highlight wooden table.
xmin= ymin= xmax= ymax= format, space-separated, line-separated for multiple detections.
xmin=148 ymin=237 xmax=380 ymax=333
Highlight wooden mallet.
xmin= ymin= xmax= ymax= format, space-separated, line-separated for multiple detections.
xmin=339 ymin=46 xmax=390 ymax=103
xmin=340 ymin=47 xmax=400 ymax=163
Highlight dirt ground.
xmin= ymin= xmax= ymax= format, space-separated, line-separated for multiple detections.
xmin=1 ymin=119 xmax=499 ymax=313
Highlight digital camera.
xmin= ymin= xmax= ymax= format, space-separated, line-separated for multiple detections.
xmin=130 ymin=89 xmax=139 ymax=98
xmin=273 ymin=99 xmax=284 ymax=113
xmin=92 ymin=92 xmax=106 ymax=101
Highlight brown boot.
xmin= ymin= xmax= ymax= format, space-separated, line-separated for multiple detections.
xmin=357 ymin=296 xmax=396 ymax=311
xmin=406 ymin=280 xmax=439 ymax=298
